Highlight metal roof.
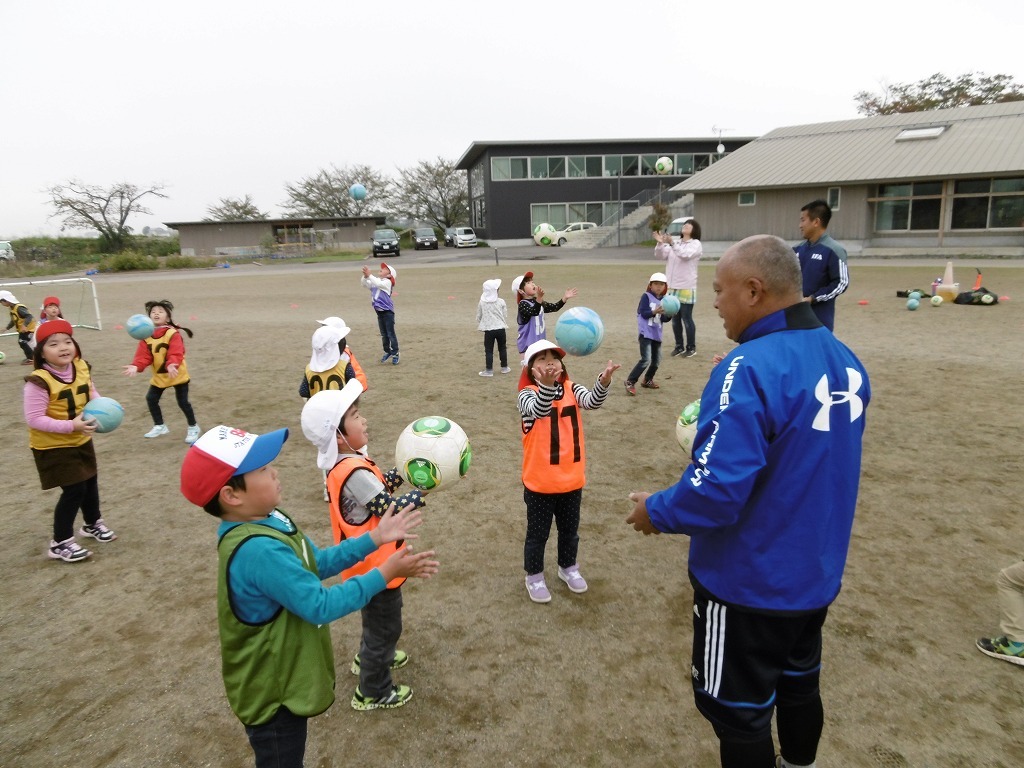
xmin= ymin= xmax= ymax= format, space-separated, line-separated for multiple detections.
xmin=677 ymin=101 xmax=1024 ymax=192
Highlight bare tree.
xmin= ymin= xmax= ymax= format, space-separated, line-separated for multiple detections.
xmin=204 ymin=194 xmax=269 ymax=221
xmin=281 ymin=164 xmax=393 ymax=218
xmin=393 ymin=157 xmax=469 ymax=229
xmin=47 ymin=180 xmax=167 ymax=252
xmin=855 ymin=72 xmax=1024 ymax=116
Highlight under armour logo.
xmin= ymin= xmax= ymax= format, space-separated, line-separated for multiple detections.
xmin=812 ymin=368 xmax=864 ymax=431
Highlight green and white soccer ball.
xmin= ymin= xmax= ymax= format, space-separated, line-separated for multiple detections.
xmin=0 ymin=350 xmax=6 ymax=364
xmin=655 ymin=156 xmax=673 ymax=175
xmin=533 ymin=223 xmax=557 ymax=246
xmin=676 ymin=399 xmax=700 ymax=452
xmin=395 ymin=416 xmax=472 ymax=491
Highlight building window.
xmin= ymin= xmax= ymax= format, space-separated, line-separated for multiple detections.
xmin=674 ymin=154 xmax=695 ymax=175
xmin=491 ymin=157 xmax=510 ymax=181
xmin=952 ymin=177 xmax=1024 ymax=229
xmin=620 ymin=155 xmax=640 ymax=176
xmin=693 ymin=154 xmax=712 ymax=173
xmin=473 ymin=198 xmax=486 ymax=229
xmin=509 ymin=158 xmax=528 ymax=179
xmin=531 ymin=204 xmax=568 ymax=230
xmin=827 ymin=187 xmax=841 ymax=211
xmin=738 ymin=191 xmax=756 ymax=206
xmin=874 ymin=182 xmax=942 ymax=231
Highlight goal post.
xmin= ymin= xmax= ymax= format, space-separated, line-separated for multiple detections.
xmin=0 ymin=277 xmax=103 ymax=335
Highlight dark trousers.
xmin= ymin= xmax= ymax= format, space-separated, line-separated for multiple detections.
xmin=245 ymin=706 xmax=308 ymax=768
xmin=483 ymin=328 xmax=508 ymax=370
xmin=359 ymin=586 xmax=403 ymax=698
xmin=627 ymin=336 xmax=661 ymax=384
xmin=376 ymin=311 xmax=398 ymax=356
xmin=19 ymin=331 xmax=34 ymax=360
xmin=53 ymin=474 xmax=100 ymax=541
xmin=523 ymin=487 xmax=582 ymax=574
xmin=671 ymin=303 xmax=696 ymax=353
xmin=146 ymin=383 xmax=196 ymax=426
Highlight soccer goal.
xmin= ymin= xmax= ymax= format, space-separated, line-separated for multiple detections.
xmin=0 ymin=277 xmax=103 ymax=335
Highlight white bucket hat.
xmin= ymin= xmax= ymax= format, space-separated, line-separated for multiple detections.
xmin=309 ymin=325 xmax=345 ymax=372
xmin=300 ymin=379 xmax=364 ymax=470
xmin=649 ymin=272 xmax=668 ymax=283
xmin=316 ymin=316 xmax=352 ymax=336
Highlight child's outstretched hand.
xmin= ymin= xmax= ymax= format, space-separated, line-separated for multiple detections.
xmin=563 ymin=287 xmax=578 ymax=302
xmin=122 ymin=364 xmax=139 ymax=377
xmin=373 ymin=501 xmax=423 ymax=545
xmin=380 ymin=546 xmax=439 ymax=582
xmin=532 ymin=358 xmax=562 ymax=388
xmin=361 ymin=265 xmax=371 ymax=277
xmin=598 ymin=361 xmax=621 ymax=388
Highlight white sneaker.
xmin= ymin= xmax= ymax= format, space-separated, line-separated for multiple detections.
xmin=478 ymin=370 xmax=493 ymax=377
xmin=144 ymin=424 xmax=170 ymax=438
xmin=185 ymin=424 xmax=201 ymax=444
xmin=500 ymin=367 xmax=512 ymax=374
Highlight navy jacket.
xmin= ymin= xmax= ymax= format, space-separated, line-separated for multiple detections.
xmin=794 ymin=233 xmax=848 ymax=331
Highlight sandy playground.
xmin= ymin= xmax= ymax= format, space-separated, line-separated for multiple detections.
xmin=1 ymin=252 xmax=1023 ymax=767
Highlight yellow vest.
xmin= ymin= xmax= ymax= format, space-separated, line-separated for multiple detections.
xmin=27 ymin=359 xmax=93 ymax=450
xmin=148 ymin=327 xmax=190 ymax=388
xmin=305 ymin=360 xmax=350 ymax=394
xmin=8 ymin=303 xmax=38 ymax=334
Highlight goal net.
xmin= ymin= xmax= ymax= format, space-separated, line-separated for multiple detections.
xmin=0 ymin=277 xmax=103 ymax=336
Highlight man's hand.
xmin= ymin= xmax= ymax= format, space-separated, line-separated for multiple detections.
xmin=626 ymin=492 xmax=660 ymax=535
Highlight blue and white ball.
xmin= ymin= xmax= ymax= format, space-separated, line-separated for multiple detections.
xmin=83 ymin=397 xmax=125 ymax=433
xmin=126 ymin=314 xmax=155 ymax=340
xmin=655 ymin=156 xmax=673 ymax=175
xmin=395 ymin=416 xmax=471 ymax=492
xmin=349 ymin=183 xmax=367 ymax=201
xmin=533 ymin=223 xmax=557 ymax=246
xmin=554 ymin=306 xmax=605 ymax=356
xmin=660 ymin=294 xmax=681 ymax=317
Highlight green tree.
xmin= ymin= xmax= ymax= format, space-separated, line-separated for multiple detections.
xmin=47 ymin=180 xmax=167 ymax=252
xmin=855 ymin=72 xmax=1024 ymax=116
xmin=204 ymin=194 xmax=268 ymax=221
xmin=393 ymin=156 xmax=469 ymax=229
xmin=281 ymin=164 xmax=393 ymax=218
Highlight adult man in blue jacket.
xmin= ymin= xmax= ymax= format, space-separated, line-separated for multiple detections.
xmin=627 ymin=234 xmax=870 ymax=768
xmin=794 ymin=199 xmax=848 ymax=331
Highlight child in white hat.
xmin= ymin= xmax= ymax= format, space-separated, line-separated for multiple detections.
xmin=360 ymin=262 xmax=400 ymax=365
xmin=623 ymin=272 xmax=671 ymax=395
xmin=476 ymin=278 xmax=510 ymax=377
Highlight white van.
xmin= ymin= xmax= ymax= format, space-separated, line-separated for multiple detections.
xmin=665 ymin=217 xmax=693 ymax=241
xmin=0 ymin=241 xmax=14 ymax=262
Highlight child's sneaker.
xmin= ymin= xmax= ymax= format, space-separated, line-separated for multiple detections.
xmin=80 ymin=519 xmax=117 ymax=542
xmin=525 ymin=573 xmax=551 ymax=603
xmin=624 ymin=380 xmax=637 ymax=396
xmin=351 ymin=684 xmax=413 ymax=711
xmin=380 ymin=353 xmax=391 ymax=363
xmin=391 ymin=354 xmax=400 ymax=365
xmin=558 ymin=564 xmax=589 ymax=593
xmin=976 ymin=635 xmax=1024 ymax=665
xmin=641 ymin=380 xmax=660 ymax=389
xmin=478 ymin=370 xmax=493 ymax=377
xmin=500 ymin=366 xmax=512 ymax=374
xmin=350 ymin=650 xmax=409 ymax=675
xmin=185 ymin=424 xmax=201 ymax=444
xmin=48 ymin=538 xmax=91 ymax=562
xmin=144 ymin=424 xmax=170 ymax=438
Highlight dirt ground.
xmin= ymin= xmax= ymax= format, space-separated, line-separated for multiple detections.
xmin=2 ymin=254 xmax=1023 ymax=768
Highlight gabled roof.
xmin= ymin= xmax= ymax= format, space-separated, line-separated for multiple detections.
xmin=678 ymin=101 xmax=1024 ymax=192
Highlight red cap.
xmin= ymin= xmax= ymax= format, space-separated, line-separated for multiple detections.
xmin=42 ymin=296 xmax=61 ymax=308
xmin=35 ymin=319 xmax=74 ymax=345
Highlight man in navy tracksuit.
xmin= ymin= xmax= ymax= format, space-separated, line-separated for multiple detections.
xmin=627 ymin=234 xmax=870 ymax=768
xmin=793 ymin=199 xmax=848 ymax=331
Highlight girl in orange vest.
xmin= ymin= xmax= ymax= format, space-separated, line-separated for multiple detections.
xmin=517 ymin=339 xmax=620 ymax=603
xmin=23 ymin=319 xmax=117 ymax=562
xmin=300 ymin=379 xmax=428 ymax=711
xmin=122 ymin=299 xmax=201 ymax=444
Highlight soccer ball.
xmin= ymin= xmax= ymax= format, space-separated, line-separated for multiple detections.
xmin=533 ymin=223 xmax=557 ymax=246
xmin=554 ymin=306 xmax=604 ymax=356
xmin=126 ymin=313 xmax=156 ymax=340
xmin=349 ymin=183 xmax=367 ymax=201
xmin=655 ymin=156 xmax=673 ymax=175
xmin=930 ymin=295 xmax=943 ymax=306
xmin=394 ymin=416 xmax=471 ymax=492
xmin=906 ymin=298 xmax=919 ymax=311
xmin=660 ymin=295 xmax=681 ymax=317
xmin=83 ymin=397 xmax=125 ymax=433
xmin=0 ymin=350 xmax=5 ymax=364
xmin=676 ymin=399 xmax=700 ymax=452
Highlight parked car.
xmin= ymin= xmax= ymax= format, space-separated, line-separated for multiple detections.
xmin=371 ymin=228 xmax=400 ymax=257
xmin=412 ymin=227 xmax=439 ymax=250
xmin=0 ymin=241 xmax=14 ymax=262
xmin=665 ymin=216 xmax=694 ymax=241
xmin=554 ymin=221 xmax=597 ymax=247
xmin=452 ymin=226 xmax=478 ymax=248
xmin=443 ymin=227 xmax=456 ymax=247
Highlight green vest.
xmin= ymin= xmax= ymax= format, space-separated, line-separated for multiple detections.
xmin=217 ymin=511 xmax=335 ymax=726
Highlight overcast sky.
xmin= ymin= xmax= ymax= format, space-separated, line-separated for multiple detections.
xmin=2 ymin=0 xmax=1022 ymax=238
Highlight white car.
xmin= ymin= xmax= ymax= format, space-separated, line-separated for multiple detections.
xmin=452 ymin=227 xmax=478 ymax=248
xmin=554 ymin=222 xmax=597 ymax=247
xmin=666 ymin=217 xmax=693 ymax=241
xmin=0 ymin=241 xmax=13 ymax=262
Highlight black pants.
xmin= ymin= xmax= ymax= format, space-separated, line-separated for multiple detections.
xmin=523 ymin=487 xmax=582 ymax=575
xmin=358 ymin=586 xmax=404 ymax=698
xmin=146 ymin=383 xmax=196 ymax=426
xmin=245 ymin=707 xmax=308 ymax=768
xmin=483 ymin=329 xmax=508 ymax=370
xmin=54 ymin=475 xmax=101 ymax=541
xmin=18 ymin=331 xmax=34 ymax=360
xmin=671 ymin=303 xmax=696 ymax=353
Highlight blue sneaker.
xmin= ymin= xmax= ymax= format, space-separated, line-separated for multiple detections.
xmin=391 ymin=353 xmax=400 ymax=365
xmin=380 ymin=353 xmax=391 ymax=363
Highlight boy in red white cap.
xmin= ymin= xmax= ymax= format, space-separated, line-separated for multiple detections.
xmin=181 ymin=425 xmax=438 ymax=765
xmin=360 ymin=262 xmax=400 ymax=365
